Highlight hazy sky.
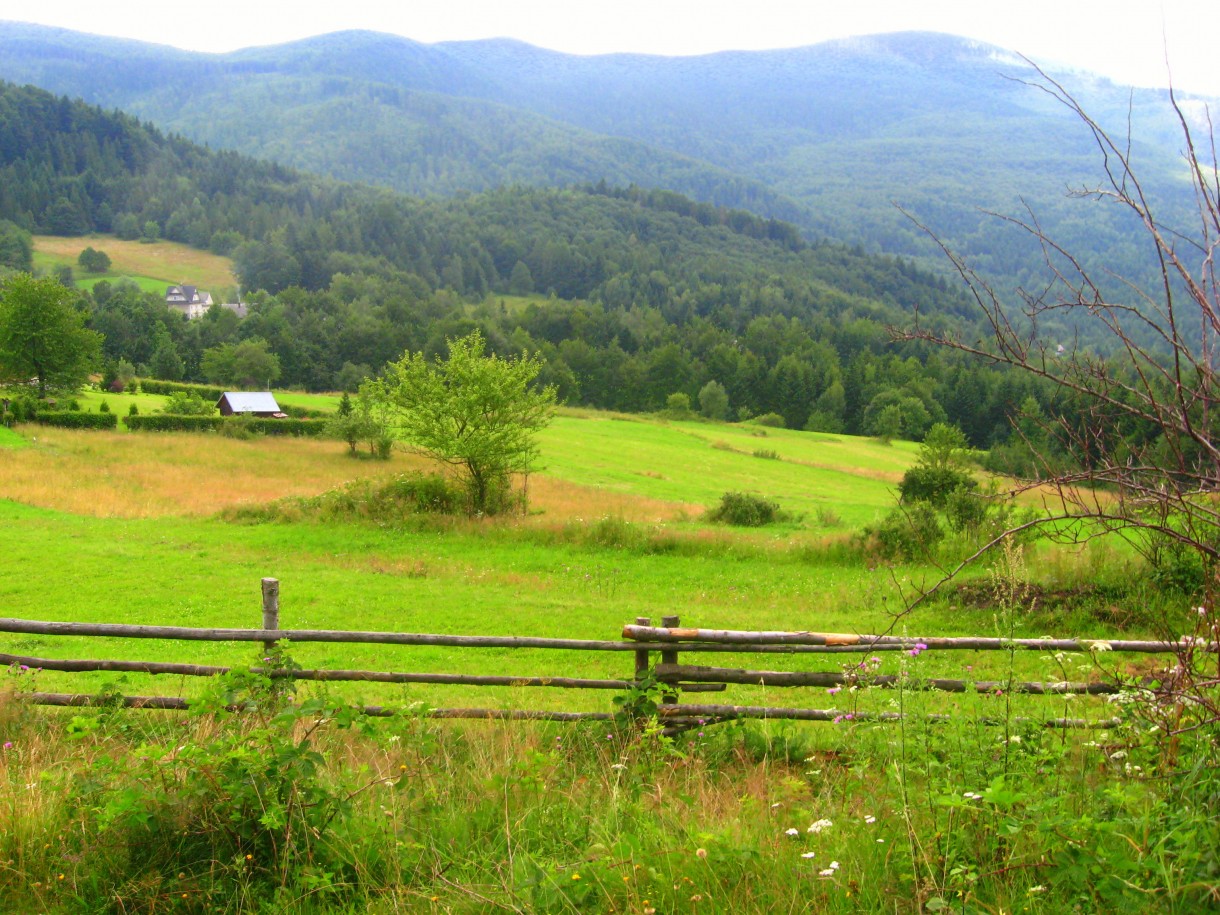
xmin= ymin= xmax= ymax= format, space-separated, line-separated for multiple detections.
xmin=2 ymin=0 xmax=1217 ymax=95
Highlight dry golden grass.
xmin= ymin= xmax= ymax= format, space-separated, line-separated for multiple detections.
xmin=34 ymin=234 xmax=237 ymax=289
xmin=526 ymin=475 xmax=698 ymax=523
xmin=1 ymin=429 xmax=414 ymax=518
xmin=0 ymin=428 xmax=697 ymax=522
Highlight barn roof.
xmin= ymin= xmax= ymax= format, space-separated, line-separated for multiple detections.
xmin=218 ymin=392 xmax=281 ymax=413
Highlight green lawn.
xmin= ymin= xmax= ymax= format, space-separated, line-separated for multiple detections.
xmin=539 ymin=413 xmax=913 ymax=528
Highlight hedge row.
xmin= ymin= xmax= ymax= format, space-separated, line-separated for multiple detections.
xmin=33 ymin=411 xmax=119 ymax=430
xmin=136 ymin=380 xmax=227 ymax=400
xmin=123 ymin=415 xmax=328 ymax=436
xmin=124 ymin=414 xmax=222 ymax=432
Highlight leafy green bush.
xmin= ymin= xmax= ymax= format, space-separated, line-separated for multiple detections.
xmin=751 ymin=412 xmax=787 ymax=428
xmin=898 ymin=464 xmax=974 ymax=507
xmin=161 ymin=391 xmax=216 ymax=416
xmin=70 ymin=664 xmax=373 ymax=909
xmin=863 ymin=501 xmax=944 ymax=561
xmin=706 ymin=491 xmax=784 ymax=527
xmin=32 ymin=411 xmax=118 ymax=430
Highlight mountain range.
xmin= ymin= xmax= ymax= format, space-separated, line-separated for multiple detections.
xmin=0 ymin=21 xmax=1209 ymax=297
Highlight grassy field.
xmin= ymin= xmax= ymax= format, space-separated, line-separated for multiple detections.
xmin=0 ymin=413 xmax=1209 ymax=913
xmin=32 ymin=234 xmax=237 ymax=294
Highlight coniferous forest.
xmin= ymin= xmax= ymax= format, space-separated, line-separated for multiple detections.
xmin=0 ymin=80 xmax=1055 ymax=448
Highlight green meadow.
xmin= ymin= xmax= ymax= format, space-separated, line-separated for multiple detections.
xmin=0 ymin=414 xmax=1210 ymax=913
xmin=32 ymin=234 xmax=238 ymax=294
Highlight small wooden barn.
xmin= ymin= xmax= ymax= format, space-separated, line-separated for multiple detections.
xmin=216 ymin=392 xmax=286 ymax=418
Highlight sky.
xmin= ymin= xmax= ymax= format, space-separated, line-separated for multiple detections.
xmin=1 ymin=0 xmax=1218 ymax=96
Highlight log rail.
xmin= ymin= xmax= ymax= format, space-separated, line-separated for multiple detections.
xmin=1 ymin=578 xmax=1199 ymax=732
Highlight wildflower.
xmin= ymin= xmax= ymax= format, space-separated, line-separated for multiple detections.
xmin=1028 ymin=885 xmax=1047 ymax=894
xmin=785 ymin=828 xmax=799 ymax=837
xmin=818 ymin=861 xmax=840 ymax=877
xmin=827 ymin=687 xmax=841 ymax=696
xmin=864 ymin=815 xmax=876 ymax=824
xmin=963 ymin=791 xmax=983 ymax=800
xmin=907 ymin=641 xmax=929 ymax=657
xmin=808 ymin=818 xmax=833 ymax=834
xmin=696 ymin=847 xmax=708 ymax=859
xmin=2 ymin=742 xmax=11 ymax=750
xmin=572 ymin=873 xmax=580 ymax=881
xmin=801 ymin=851 xmax=816 ymax=859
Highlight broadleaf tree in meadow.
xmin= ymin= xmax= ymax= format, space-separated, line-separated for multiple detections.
xmin=364 ymin=330 xmax=557 ymax=515
xmin=0 ymin=272 xmax=102 ymax=397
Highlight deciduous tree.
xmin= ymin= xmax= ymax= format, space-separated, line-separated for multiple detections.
xmin=364 ymin=330 xmax=556 ymax=515
xmin=0 ymin=273 xmax=102 ymax=397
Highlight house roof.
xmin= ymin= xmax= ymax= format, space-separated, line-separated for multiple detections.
xmin=218 ymin=392 xmax=281 ymax=413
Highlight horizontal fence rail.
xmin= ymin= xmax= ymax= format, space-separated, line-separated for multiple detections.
xmin=0 ymin=579 xmax=1199 ymax=732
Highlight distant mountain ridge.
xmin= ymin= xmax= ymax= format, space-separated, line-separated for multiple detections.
xmin=0 ymin=22 xmax=1209 ymax=295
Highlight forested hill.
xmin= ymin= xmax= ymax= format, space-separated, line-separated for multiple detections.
xmin=0 ymin=80 xmax=1046 ymax=445
xmin=0 ymin=22 xmax=1207 ymax=297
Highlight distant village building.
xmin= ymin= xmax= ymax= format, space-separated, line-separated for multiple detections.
xmin=216 ymin=392 xmax=286 ymax=418
xmin=165 ymin=285 xmax=248 ymax=320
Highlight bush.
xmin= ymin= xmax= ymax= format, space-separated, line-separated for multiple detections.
xmin=706 ymin=491 xmax=784 ymax=527
xmin=32 ymin=411 xmax=118 ymax=430
xmin=864 ymin=501 xmax=944 ymax=561
xmin=751 ymin=412 xmax=787 ymax=428
xmin=98 ymin=400 xmax=110 ymax=414
xmin=161 ymin=391 xmax=216 ymax=416
xmin=898 ymin=464 xmax=975 ymax=508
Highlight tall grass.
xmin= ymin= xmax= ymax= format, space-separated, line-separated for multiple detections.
xmin=4 ymin=649 xmax=1216 ymax=914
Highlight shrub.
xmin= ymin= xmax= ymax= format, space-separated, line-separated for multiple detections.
xmin=898 ymin=464 xmax=975 ymax=508
xmin=127 ymin=403 xmax=138 ymax=416
xmin=219 ymin=413 xmax=256 ymax=440
xmin=98 ymin=399 xmax=110 ymax=414
xmin=751 ymin=412 xmax=787 ymax=428
xmin=664 ymin=392 xmax=692 ymax=418
xmin=161 ymin=391 xmax=216 ymax=416
xmin=706 ymin=491 xmax=784 ymax=527
xmin=752 ymin=448 xmax=780 ymax=460
xmin=864 ymin=502 xmax=944 ymax=561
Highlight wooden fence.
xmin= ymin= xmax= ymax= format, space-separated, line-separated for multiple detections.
xmin=0 ymin=578 xmax=1199 ymax=733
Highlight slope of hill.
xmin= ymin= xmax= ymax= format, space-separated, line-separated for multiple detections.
xmin=6 ymin=80 xmax=1043 ymax=446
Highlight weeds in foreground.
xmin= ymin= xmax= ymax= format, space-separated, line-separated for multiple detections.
xmin=3 ymin=648 xmax=1220 ymax=913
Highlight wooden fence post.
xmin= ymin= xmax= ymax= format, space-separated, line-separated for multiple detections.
xmin=634 ymin=617 xmax=652 ymax=683
xmin=661 ymin=615 xmax=679 ymax=708
xmin=261 ymin=578 xmax=280 ymax=656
